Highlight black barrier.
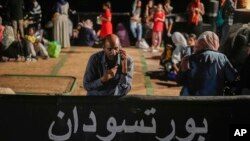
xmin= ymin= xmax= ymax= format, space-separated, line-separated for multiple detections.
xmin=1 ymin=95 xmax=250 ymax=141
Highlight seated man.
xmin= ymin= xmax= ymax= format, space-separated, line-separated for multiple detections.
xmin=78 ymin=19 xmax=98 ymax=46
xmin=83 ymin=34 xmax=133 ymax=96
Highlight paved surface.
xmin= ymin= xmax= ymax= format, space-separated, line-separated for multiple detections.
xmin=0 ymin=47 xmax=181 ymax=96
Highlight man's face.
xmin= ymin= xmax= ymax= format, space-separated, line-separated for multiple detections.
xmin=103 ymin=36 xmax=120 ymax=60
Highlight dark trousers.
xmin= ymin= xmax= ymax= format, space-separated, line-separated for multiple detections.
xmin=217 ymin=23 xmax=231 ymax=47
xmin=188 ymin=22 xmax=203 ymax=36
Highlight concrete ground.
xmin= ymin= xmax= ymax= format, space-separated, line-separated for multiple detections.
xmin=0 ymin=46 xmax=181 ymax=96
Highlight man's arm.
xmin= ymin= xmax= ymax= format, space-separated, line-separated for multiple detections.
xmin=224 ymin=56 xmax=238 ymax=82
xmin=83 ymin=54 xmax=104 ymax=91
xmin=115 ymin=57 xmax=134 ymax=96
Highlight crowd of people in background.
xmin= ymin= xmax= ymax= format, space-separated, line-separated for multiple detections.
xmin=1 ymin=0 xmax=249 ymax=96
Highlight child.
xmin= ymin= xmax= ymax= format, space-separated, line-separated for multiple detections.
xmin=152 ymin=3 xmax=165 ymax=53
xmin=164 ymin=0 xmax=174 ymax=37
xmin=25 ymin=27 xmax=49 ymax=61
xmin=186 ymin=33 xmax=197 ymax=55
xmin=160 ymin=44 xmax=173 ymax=72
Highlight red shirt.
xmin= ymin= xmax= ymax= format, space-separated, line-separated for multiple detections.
xmin=100 ymin=9 xmax=113 ymax=38
xmin=0 ymin=25 xmax=5 ymax=42
xmin=153 ymin=11 xmax=165 ymax=32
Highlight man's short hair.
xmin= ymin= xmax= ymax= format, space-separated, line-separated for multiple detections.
xmin=103 ymin=34 xmax=121 ymax=48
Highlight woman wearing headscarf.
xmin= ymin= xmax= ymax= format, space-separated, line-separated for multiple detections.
xmin=1 ymin=26 xmax=29 ymax=61
xmin=171 ymin=32 xmax=188 ymax=74
xmin=53 ymin=0 xmax=71 ymax=48
xmin=186 ymin=0 xmax=205 ymax=36
xmin=178 ymin=31 xmax=238 ymax=96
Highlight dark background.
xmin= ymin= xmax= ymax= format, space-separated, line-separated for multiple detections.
xmin=1 ymin=0 xmax=199 ymax=26
xmin=1 ymin=95 xmax=250 ymax=141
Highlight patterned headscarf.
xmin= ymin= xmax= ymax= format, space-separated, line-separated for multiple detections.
xmin=2 ymin=26 xmax=15 ymax=50
xmin=195 ymin=31 xmax=220 ymax=52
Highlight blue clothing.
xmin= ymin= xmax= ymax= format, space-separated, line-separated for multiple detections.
xmin=83 ymin=51 xmax=133 ymax=96
xmin=78 ymin=27 xmax=98 ymax=46
xmin=178 ymin=49 xmax=238 ymax=96
xmin=217 ymin=0 xmax=235 ymax=46
xmin=130 ymin=0 xmax=142 ymax=41
xmin=130 ymin=22 xmax=142 ymax=41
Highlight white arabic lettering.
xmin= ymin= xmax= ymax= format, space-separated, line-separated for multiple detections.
xmin=155 ymin=120 xmax=176 ymax=141
xmin=73 ymin=106 xmax=78 ymax=133
xmin=83 ymin=111 xmax=97 ymax=132
xmin=48 ymin=111 xmax=72 ymax=141
xmin=48 ymin=106 xmax=208 ymax=141
xmin=176 ymin=118 xmax=208 ymax=141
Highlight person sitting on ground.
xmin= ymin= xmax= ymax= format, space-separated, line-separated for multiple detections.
xmin=70 ymin=22 xmax=82 ymax=46
xmin=0 ymin=25 xmax=15 ymax=61
xmin=78 ymin=19 xmax=98 ymax=47
xmin=171 ymin=32 xmax=188 ymax=74
xmin=1 ymin=26 xmax=28 ymax=61
xmin=25 ymin=27 xmax=49 ymax=60
xmin=83 ymin=34 xmax=134 ymax=96
xmin=160 ymin=44 xmax=173 ymax=71
xmin=178 ymin=31 xmax=238 ymax=96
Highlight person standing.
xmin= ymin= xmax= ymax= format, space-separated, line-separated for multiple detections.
xmin=164 ymin=0 xmax=174 ymax=37
xmin=24 ymin=0 xmax=42 ymax=31
xmin=216 ymin=0 xmax=235 ymax=47
xmin=143 ymin=0 xmax=155 ymax=45
xmin=130 ymin=0 xmax=143 ymax=47
xmin=151 ymin=3 xmax=165 ymax=53
xmin=186 ymin=0 xmax=205 ymax=36
xmin=53 ymin=0 xmax=71 ymax=48
xmin=99 ymin=1 xmax=113 ymax=39
xmin=178 ymin=31 xmax=238 ymax=96
xmin=6 ymin=0 xmax=25 ymax=38
xmin=83 ymin=34 xmax=133 ymax=96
